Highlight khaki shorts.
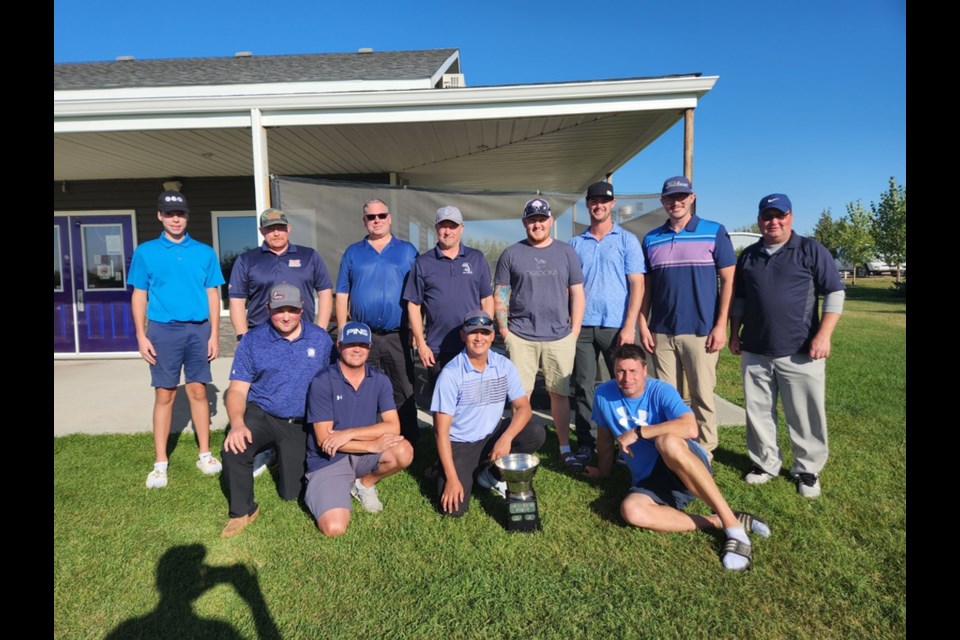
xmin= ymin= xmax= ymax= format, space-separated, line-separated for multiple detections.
xmin=504 ymin=331 xmax=576 ymax=396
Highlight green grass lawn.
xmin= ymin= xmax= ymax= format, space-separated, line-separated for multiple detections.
xmin=54 ymin=278 xmax=906 ymax=639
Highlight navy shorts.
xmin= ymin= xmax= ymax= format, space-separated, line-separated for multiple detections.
xmin=628 ymin=440 xmax=713 ymax=510
xmin=147 ymin=320 xmax=212 ymax=388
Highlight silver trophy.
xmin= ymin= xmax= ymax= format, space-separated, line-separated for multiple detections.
xmin=494 ymin=453 xmax=542 ymax=532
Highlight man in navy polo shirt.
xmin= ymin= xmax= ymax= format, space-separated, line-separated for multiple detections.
xmin=336 ymin=198 xmax=420 ymax=445
xmin=228 ymin=207 xmax=333 ymax=334
xmin=219 ymin=283 xmax=334 ymax=538
xmin=304 ymin=321 xmax=414 ymax=537
xmin=228 ymin=207 xmax=333 ymax=476
xmin=130 ymin=190 xmax=225 ymax=489
xmin=569 ymin=181 xmax=646 ymax=469
xmin=403 ymin=205 xmax=494 ymax=393
xmin=639 ymin=176 xmax=736 ymax=459
xmin=432 ymin=310 xmax=544 ymax=518
xmin=730 ymin=194 xmax=844 ymax=499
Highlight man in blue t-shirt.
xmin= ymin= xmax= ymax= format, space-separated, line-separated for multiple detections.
xmin=219 ymin=283 xmax=334 ymax=538
xmin=303 ymin=321 xmax=414 ymax=537
xmin=586 ymin=344 xmax=771 ymax=571
xmin=640 ymin=176 xmax=737 ymax=458
xmin=431 ymin=310 xmax=545 ymax=518
xmin=336 ymin=198 xmax=420 ymax=445
xmin=129 ymin=190 xmax=226 ymax=489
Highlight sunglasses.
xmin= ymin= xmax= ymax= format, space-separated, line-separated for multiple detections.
xmin=463 ymin=317 xmax=494 ymax=329
xmin=759 ymin=210 xmax=790 ymax=221
xmin=364 ymin=213 xmax=389 ymax=221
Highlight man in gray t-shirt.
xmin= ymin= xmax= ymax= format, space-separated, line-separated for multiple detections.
xmin=494 ymin=198 xmax=585 ymax=462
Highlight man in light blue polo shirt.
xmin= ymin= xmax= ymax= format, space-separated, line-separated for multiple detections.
xmin=219 ymin=283 xmax=334 ymax=538
xmin=129 ymin=190 xmax=225 ymax=489
xmin=431 ymin=310 xmax=545 ymax=518
xmin=304 ymin=321 xmax=414 ymax=537
xmin=568 ymin=181 xmax=645 ymax=469
xmin=336 ymin=198 xmax=420 ymax=445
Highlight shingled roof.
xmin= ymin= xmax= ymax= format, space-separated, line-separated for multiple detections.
xmin=54 ymin=48 xmax=460 ymax=90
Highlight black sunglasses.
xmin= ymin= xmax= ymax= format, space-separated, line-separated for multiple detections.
xmin=759 ymin=210 xmax=789 ymax=221
xmin=463 ymin=317 xmax=494 ymax=329
xmin=364 ymin=213 xmax=389 ymax=221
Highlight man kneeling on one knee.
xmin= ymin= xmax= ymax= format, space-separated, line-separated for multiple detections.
xmin=304 ymin=321 xmax=414 ymax=537
xmin=585 ymin=344 xmax=770 ymax=570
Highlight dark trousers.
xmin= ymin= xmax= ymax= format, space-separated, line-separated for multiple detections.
xmin=369 ymin=329 xmax=419 ymax=445
xmin=221 ymin=402 xmax=308 ymax=518
xmin=437 ymin=418 xmax=546 ymax=517
xmin=572 ymin=326 xmax=623 ymax=450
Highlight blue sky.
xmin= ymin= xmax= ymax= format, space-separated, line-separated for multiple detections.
xmin=54 ymin=0 xmax=905 ymax=235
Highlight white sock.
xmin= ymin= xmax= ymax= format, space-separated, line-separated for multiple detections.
xmin=722 ymin=527 xmax=751 ymax=571
xmin=559 ymin=445 xmax=571 ymax=455
xmin=199 ymin=451 xmax=212 ymax=461
xmin=153 ymin=461 xmax=168 ymax=473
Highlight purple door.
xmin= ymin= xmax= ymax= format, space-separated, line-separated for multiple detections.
xmin=54 ymin=214 xmax=138 ymax=354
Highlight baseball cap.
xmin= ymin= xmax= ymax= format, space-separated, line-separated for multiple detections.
xmin=462 ymin=310 xmax=494 ymax=333
xmin=268 ymin=283 xmax=303 ymax=310
xmin=661 ymin=176 xmax=693 ymax=196
xmin=435 ymin=205 xmax=464 ymax=226
xmin=340 ymin=321 xmax=373 ymax=346
xmin=522 ymin=198 xmax=552 ymax=219
xmin=259 ymin=208 xmax=289 ymax=228
xmin=157 ymin=190 xmax=190 ymax=214
xmin=758 ymin=193 xmax=792 ymax=214
xmin=586 ymin=181 xmax=615 ymax=200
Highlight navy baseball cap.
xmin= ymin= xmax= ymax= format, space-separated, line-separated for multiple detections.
xmin=758 ymin=194 xmax=792 ymax=214
xmin=661 ymin=176 xmax=693 ymax=196
xmin=462 ymin=310 xmax=494 ymax=333
xmin=268 ymin=283 xmax=303 ymax=310
xmin=340 ymin=321 xmax=372 ymax=346
xmin=586 ymin=181 xmax=615 ymax=200
xmin=522 ymin=198 xmax=552 ymax=219
xmin=157 ymin=190 xmax=189 ymax=214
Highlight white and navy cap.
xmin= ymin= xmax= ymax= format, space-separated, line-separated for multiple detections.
xmin=157 ymin=190 xmax=189 ymax=214
xmin=522 ymin=198 xmax=552 ymax=219
xmin=340 ymin=321 xmax=373 ymax=346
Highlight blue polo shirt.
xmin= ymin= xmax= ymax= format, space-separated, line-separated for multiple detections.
xmin=592 ymin=377 xmax=700 ymax=484
xmin=642 ymin=215 xmax=737 ymax=336
xmin=336 ymin=236 xmax=418 ymax=331
xmin=228 ymin=243 xmax=333 ymax=327
xmin=229 ymin=321 xmax=333 ymax=418
xmin=304 ymin=363 xmax=396 ymax=473
xmin=402 ymin=244 xmax=493 ymax=354
xmin=431 ymin=349 xmax=526 ymax=443
xmin=569 ymin=223 xmax=645 ymax=327
xmin=128 ymin=233 xmax=225 ymax=323
xmin=734 ymin=232 xmax=844 ymax=357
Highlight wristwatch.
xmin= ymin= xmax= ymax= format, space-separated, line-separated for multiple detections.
xmin=236 ymin=334 xmax=244 ymax=342
xmin=635 ymin=425 xmax=646 ymax=440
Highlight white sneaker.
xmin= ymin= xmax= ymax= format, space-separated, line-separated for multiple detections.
xmin=146 ymin=469 xmax=168 ymax=489
xmin=795 ymin=473 xmax=822 ymax=498
xmin=196 ymin=455 xmax=223 ymax=475
xmin=350 ymin=480 xmax=384 ymax=513
xmin=476 ymin=466 xmax=507 ymax=499
xmin=744 ymin=466 xmax=775 ymax=485
xmin=252 ymin=448 xmax=276 ymax=478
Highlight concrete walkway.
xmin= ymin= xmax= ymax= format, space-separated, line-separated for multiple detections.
xmin=54 ymin=357 xmax=745 ymax=437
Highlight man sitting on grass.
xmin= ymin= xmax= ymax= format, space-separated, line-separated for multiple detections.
xmin=304 ymin=321 xmax=414 ymax=537
xmin=585 ymin=344 xmax=771 ymax=570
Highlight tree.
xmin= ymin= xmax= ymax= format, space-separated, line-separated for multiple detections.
xmin=836 ymin=200 xmax=875 ymax=285
xmin=733 ymin=223 xmax=761 ymax=234
xmin=811 ymin=209 xmax=842 ymax=257
xmin=871 ymin=177 xmax=906 ymax=283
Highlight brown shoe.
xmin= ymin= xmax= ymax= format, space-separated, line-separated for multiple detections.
xmin=221 ymin=506 xmax=260 ymax=538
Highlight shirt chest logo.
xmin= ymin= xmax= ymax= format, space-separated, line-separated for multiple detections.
xmin=615 ymin=406 xmax=648 ymax=430
xmin=288 ymin=259 xmax=301 ymax=267
xmin=336 ymin=394 xmax=343 ymax=401
xmin=461 ymin=262 xmax=473 ymax=275
xmin=306 ymin=348 xmax=316 ymax=358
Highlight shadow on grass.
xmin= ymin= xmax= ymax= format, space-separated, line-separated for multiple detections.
xmin=843 ymin=282 xmax=907 ymax=307
xmin=105 ymin=544 xmax=280 ymax=640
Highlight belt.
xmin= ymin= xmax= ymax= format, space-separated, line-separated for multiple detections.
xmin=281 ymin=417 xmax=305 ymax=424
xmin=370 ymin=328 xmax=399 ymax=335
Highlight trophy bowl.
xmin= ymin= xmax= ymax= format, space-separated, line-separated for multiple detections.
xmin=494 ymin=453 xmax=540 ymax=500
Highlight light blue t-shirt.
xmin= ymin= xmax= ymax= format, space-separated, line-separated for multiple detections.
xmin=569 ymin=224 xmax=645 ymax=327
xmin=431 ymin=349 xmax=526 ymax=443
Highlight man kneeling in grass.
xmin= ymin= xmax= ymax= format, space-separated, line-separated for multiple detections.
xmin=304 ymin=321 xmax=414 ymax=537
xmin=585 ymin=344 xmax=770 ymax=570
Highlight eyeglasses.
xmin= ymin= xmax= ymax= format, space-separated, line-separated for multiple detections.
xmin=759 ymin=210 xmax=790 ymax=221
xmin=661 ymin=193 xmax=691 ymax=203
xmin=463 ymin=317 xmax=494 ymax=329
xmin=160 ymin=211 xmax=188 ymax=218
xmin=364 ymin=213 xmax=389 ymax=221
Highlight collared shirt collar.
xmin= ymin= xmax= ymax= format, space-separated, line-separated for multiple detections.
xmin=432 ymin=243 xmax=466 ymax=260
xmin=266 ymin=319 xmax=306 ymax=343
xmin=260 ymin=242 xmax=298 ymax=255
xmin=334 ymin=361 xmax=374 ymax=383
xmin=158 ymin=232 xmax=194 ymax=247
xmin=658 ymin=214 xmax=701 ymax=234
xmin=578 ymin=222 xmax=624 ymax=239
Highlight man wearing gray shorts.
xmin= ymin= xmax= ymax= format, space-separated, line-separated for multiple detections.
xmin=494 ymin=197 xmax=584 ymax=466
xmin=304 ymin=321 xmax=414 ymax=537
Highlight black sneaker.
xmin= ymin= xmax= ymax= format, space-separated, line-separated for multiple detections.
xmin=572 ymin=445 xmax=594 ymax=464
